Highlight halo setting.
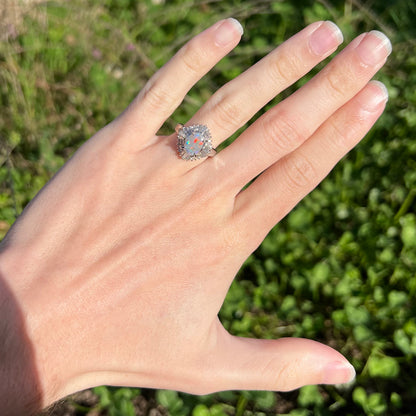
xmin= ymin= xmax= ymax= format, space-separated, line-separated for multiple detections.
xmin=176 ymin=124 xmax=215 ymax=161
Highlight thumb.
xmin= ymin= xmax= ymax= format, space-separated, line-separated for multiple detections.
xmin=210 ymin=334 xmax=355 ymax=392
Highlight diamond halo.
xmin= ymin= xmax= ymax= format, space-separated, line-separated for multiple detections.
xmin=176 ymin=124 xmax=215 ymax=161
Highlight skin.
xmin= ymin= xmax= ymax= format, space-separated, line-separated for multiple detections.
xmin=0 ymin=19 xmax=391 ymax=414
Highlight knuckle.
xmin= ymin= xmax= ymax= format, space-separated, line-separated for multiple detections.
xmin=323 ymin=59 xmax=363 ymax=100
xmin=322 ymin=54 xmax=369 ymax=101
xmin=273 ymin=359 xmax=304 ymax=391
xmin=211 ymin=94 xmax=242 ymax=130
xmin=267 ymin=51 xmax=300 ymax=84
xmin=261 ymin=111 xmax=305 ymax=154
xmin=325 ymin=67 xmax=348 ymax=98
xmin=179 ymin=41 xmax=208 ymax=78
xmin=281 ymin=152 xmax=318 ymax=189
xmin=327 ymin=113 xmax=361 ymax=150
xmin=141 ymin=77 xmax=179 ymax=112
xmin=271 ymin=360 xmax=293 ymax=389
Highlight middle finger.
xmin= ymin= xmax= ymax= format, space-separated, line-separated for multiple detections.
xmin=186 ymin=21 xmax=343 ymax=148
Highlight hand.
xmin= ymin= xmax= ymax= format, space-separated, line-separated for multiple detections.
xmin=0 ymin=18 xmax=390 ymax=411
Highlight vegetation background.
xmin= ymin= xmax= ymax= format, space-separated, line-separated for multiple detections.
xmin=1 ymin=0 xmax=415 ymax=414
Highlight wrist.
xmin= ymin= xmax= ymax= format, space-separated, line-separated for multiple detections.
xmin=0 ymin=237 xmax=106 ymax=409
xmin=0 ymin=246 xmax=74 ymax=413
xmin=0 ymin=261 xmax=43 ymax=415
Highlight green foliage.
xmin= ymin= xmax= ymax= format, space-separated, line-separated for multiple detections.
xmin=353 ymin=386 xmax=388 ymax=415
xmin=366 ymin=354 xmax=400 ymax=379
xmin=297 ymin=385 xmax=324 ymax=408
xmin=93 ymin=386 xmax=141 ymax=416
xmin=156 ymin=390 xmax=190 ymax=416
xmin=1 ymin=0 xmax=415 ymax=415
xmin=192 ymin=403 xmax=229 ymax=416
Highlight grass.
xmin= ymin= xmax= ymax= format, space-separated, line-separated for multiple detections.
xmin=1 ymin=0 xmax=415 ymax=415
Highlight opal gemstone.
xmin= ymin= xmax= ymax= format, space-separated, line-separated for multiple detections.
xmin=177 ymin=124 xmax=212 ymax=160
xmin=184 ymin=133 xmax=204 ymax=156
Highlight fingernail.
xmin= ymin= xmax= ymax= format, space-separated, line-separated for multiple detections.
xmin=214 ymin=18 xmax=244 ymax=47
xmin=309 ymin=21 xmax=343 ymax=56
xmin=363 ymin=80 xmax=389 ymax=111
xmin=355 ymin=30 xmax=392 ymax=66
xmin=322 ymin=361 xmax=356 ymax=385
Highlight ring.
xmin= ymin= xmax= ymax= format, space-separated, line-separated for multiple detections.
xmin=176 ymin=123 xmax=216 ymax=161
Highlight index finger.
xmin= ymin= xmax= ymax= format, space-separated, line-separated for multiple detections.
xmin=116 ymin=19 xmax=244 ymax=147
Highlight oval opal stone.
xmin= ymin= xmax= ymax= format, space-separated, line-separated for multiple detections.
xmin=177 ymin=124 xmax=212 ymax=160
xmin=184 ymin=133 xmax=204 ymax=156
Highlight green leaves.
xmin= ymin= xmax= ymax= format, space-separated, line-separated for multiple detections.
xmin=94 ymin=386 xmax=140 ymax=416
xmin=394 ymin=328 xmax=416 ymax=356
xmin=367 ymin=355 xmax=400 ymax=379
xmin=400 ymin=214 xmax=416 ymax=248
xmin=192 ymin=403 xmax=228 ymax=416
xmin=297 ymin=385 xmax=324 ymax=408
xmin=353 ymin=387 xmax=387 ymax=415
xmin=156 ymin=390 xmax=189 ymax=416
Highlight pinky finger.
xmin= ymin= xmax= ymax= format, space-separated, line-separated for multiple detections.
xmin=233 ymin=80 xmax=388 ymax=250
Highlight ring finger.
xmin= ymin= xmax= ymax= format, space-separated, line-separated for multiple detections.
xmin=186 ymin=21 xmax=343 ymax=150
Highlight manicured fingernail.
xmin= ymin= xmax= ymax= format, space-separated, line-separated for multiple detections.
xmin=309 ymin=21 xmax=343 ymax=56
xmin=214 ymin=18 xmax=244 ymax=47
xmin=322 ymin=361 xmax=356 ymax=385
xmin=363 ymin=80 xmax=389 ymax=111
xmin=355 ymin=30 xmax=392 ymax=66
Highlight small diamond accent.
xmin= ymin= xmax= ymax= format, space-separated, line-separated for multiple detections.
xmin=177 ymin=124 xmax=213 ymax=161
